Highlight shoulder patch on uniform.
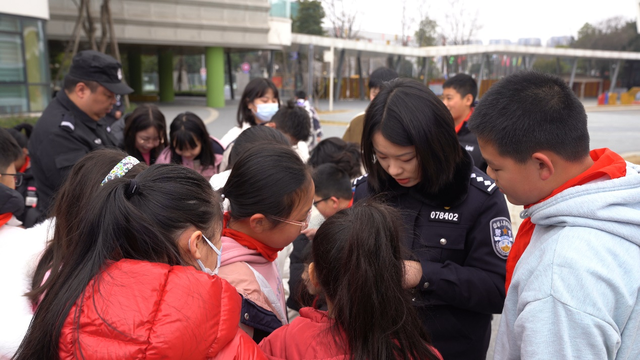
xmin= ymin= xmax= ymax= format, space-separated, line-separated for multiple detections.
xmin=470 ymin=172 xmax=497 ymax=194
xmin=353 ymin=173 xmax=368 ymax=187
xmin=59 ymin=114 xmax=76 ymax=132
xmin=490 ymin=217 xmax=513 ymax=260
xmin=60 ymin=121 xmax=74 ymax=131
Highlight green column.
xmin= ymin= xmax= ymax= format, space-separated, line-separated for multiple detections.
xmin=206 ymin=47 xmax=225 ymax=108
xmin=128 ymin=50 xmax=143 ymax=95
xmin=158 ymin=49 xmax=174 ymax=102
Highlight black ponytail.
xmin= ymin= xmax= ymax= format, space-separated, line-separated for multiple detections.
xmin=312 ymin=200 xmax=440 ymax=360
xmin=15 ymin=164 xmax=221 ymax=359
xmin=223 ymin=144 xmax=311 ymax=221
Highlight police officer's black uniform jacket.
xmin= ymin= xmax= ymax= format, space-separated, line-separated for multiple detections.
xmin=458 ymin=121 xmax=487 ymax=173
xmin=353 ymin=150 xmax=511 ymax=360
xmin=29 ymin=90 xmax=117 ymax=217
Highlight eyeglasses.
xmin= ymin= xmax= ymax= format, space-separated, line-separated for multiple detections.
xmin=271 ymin=209 xmax=312 ymax=231
xmin=313 ymin=197 xmax=330 ymax=207
xmin=0 ymin=173 xmax=23 ymax=187
xmin=137 ymin=137 xmax=162 ymax=145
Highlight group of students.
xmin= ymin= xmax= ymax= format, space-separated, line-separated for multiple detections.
xmin=1 ymin=49 xmax=639 ymax=360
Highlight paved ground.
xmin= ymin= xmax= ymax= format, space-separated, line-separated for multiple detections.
xmin=155 ymin=96 xmax=638 ymax=359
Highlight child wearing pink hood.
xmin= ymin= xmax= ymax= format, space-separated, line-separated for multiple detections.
xmin=218 ymin=144 xmax=314 ymax=343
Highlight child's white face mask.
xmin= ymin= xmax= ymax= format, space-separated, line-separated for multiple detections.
xmin=190 ymin=233 xmax=222 ymax=275
xmin=255 ymin=103 xmax=279 ymax=122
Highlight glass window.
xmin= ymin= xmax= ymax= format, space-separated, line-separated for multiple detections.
xmin=29 ymin=85 xmax=48 ymax=112
xmin=0 ymin=15 xmax=50 ymax=115
xmin=0 ymin=85 xmax=28 ymax=114
xmin=23 ymin=20 xmax=48 ymax=84
xmin=0 ymin=15 xmax=20 ymax=32
xmin=0 ymin=33 xmax=25 ymax=82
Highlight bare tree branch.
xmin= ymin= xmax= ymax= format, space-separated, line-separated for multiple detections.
xmin=322 ymin=0 xmax=360 ymax=39
xmin=442 ymin=0 xmax=482 ymax=45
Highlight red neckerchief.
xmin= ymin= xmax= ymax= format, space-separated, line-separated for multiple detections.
xmin=19 ymin=156 xmax=30 ymax=173
xmin=347 ymin=198 xmax=354 ymax=208
xmin=0 ymin=213 xmax=12 ymax=227
xmin=505 ymin=148 xmax=627 ymax=294
xmin=455 ymin=108 xmax=474 ymax=134
xmin=222 ymin=212 xmax=282 ymax=262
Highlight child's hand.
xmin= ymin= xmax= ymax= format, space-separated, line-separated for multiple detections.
xmin=301 ymin=228 xmax=317 ymax=240
xmin=402 ymin=260 xmax=423 ymax=289
xmin=302 ymin=264 xmax=320 ymax=295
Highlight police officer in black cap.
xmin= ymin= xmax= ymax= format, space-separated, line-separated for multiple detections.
xmin=27 ymin=50 xmax=133 ymax=226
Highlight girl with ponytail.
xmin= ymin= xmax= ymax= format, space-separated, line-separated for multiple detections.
xmin=259 ymin=201 xmax=442 ymax=360
xmin=218 ymin=144 xmax=314 ymax=343
xmin=14 ymin=164 xmax=265 ymax=359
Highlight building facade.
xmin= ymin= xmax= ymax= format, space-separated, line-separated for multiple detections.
xmin=0 ymin=1 xmax=50 ymax=115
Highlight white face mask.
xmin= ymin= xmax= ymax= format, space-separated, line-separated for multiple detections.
xmin=254 ymin=102 xmax=279 ymax=122
xmin=190 ymin=233 xmax=222 ymax=276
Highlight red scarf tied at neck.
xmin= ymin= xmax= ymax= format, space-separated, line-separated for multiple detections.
xmin=222 ymin=212 xmax=283 ymax=262
xmin=0 ymin=213 xmax=12 ymax=228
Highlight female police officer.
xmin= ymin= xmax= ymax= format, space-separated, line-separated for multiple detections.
xmin=354 ymin=78 xmax=511 ymax=360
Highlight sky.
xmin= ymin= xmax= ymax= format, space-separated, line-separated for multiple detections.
xmin=355 ymin=0 xmax=638 ymax=45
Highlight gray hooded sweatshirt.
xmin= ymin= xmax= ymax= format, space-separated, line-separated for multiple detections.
xmin=495 ymin=162 xmax=640 ymax=359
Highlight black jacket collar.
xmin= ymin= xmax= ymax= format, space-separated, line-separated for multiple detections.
xmin=0 ymin=184 xmax=24 ymax=217
xmin=56 ymin=91 xmax=98 ymax=130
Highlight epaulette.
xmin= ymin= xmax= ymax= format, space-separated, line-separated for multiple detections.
xmin=59 ymin=114 xmax=76 ymax=133
xmin=470 ymin=171 xmax=497 ymax=194
xmin=352 ymin=173 xmax=368 ymax=188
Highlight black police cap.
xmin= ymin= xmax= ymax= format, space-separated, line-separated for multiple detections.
xmin=68 ymin=50 xmax=133 ymax=95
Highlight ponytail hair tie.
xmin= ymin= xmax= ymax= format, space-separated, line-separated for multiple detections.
xmin=125 ymin=179 xmax=139 ymax=198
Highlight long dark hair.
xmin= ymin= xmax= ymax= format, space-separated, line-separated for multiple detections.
xmin=123 ymin=104 xmax=168 ymax=164
xmin=26 ymin=149 xmax=148 ymax=307
xmin=312 ymin=201 xmax=439 ymax=360
xmin=362 ymin=78 xmax=463 ymax=195
xmin=15 ymin=164 xmax=221 ymax=359
xmin=237 ymin=78 xmax=280 ymax=127
xmin=223 ymin=144 xmax=311 ymax=222
xmin=169 ymin=112 xmax=216 ymax=169
xmin=308 ymin=137 xmax=362 ymax=179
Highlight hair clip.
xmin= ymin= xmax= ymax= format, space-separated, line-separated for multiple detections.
xmin=101 ymin=156 xmax=140 ymax=185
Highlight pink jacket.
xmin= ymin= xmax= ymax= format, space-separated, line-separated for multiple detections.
xmin=156 ymin=137 xmax=224 ymax=180
xmin=218 ymin=236 xmax=288 ymax=333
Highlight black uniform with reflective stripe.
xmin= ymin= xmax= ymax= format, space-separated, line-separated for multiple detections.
xmin=353 ymin=151 xmax=509 ymax=360
xmin=29 ymin=91 xmax=117 ymax=218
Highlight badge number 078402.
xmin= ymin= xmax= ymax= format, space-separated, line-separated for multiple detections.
xmin=429 ymin=211 xmax=460 ymax=223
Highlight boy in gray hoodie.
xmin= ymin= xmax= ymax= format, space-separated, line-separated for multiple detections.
xmin=469 ymin=71 xmax=640 ymax=359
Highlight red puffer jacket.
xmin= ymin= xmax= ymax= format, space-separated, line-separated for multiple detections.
xmin=58 ymin=259 xmax=266 ymax=359
xmin=260 ymin=308 xmax=442 ymax=360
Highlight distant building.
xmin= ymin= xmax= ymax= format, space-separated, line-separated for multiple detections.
xmin=0 ymin=1 xmax=50 ymax=115
xmin=517 ymin=38 xmax=542 ymax=46
xmin=547 ymin=36 xmax=574 ymax=47
xmin=489 ymin=39 xmax=512 ymax=45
